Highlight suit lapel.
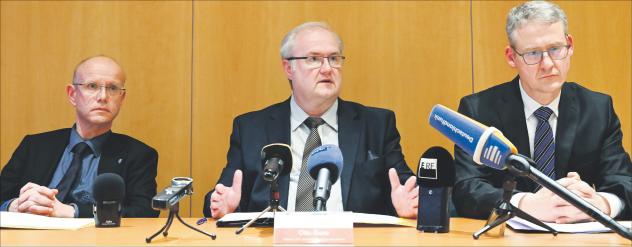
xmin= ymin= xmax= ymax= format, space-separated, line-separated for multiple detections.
xmin=555 ymin=84 xmax=578 ymax=177
xmin=498 ymin=78 xmax=531 ymax=157
xmin=98 ymin=134 xmax=126 ymax=176
xmin=265 ymin=99 xmax=291 ymax=208
xmin=337 ymin=99 xmax=361 ymax=208
xmin=41 ymin=129 xmax=72 ymax=185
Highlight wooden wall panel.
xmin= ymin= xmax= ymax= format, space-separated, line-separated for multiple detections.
xmin=0 ymin=1 xmax=193 ymax=216
xmin=472 ymin=1 xmax=631 ymax=154
xmin=192 ymin=1 xmax=471 ymax=217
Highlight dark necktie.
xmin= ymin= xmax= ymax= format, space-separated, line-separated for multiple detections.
xmin=533 ymin=107 xmax=556 ymax=190
xmin=295 ymin=117 xmax=325 ymax=211
xmin=56 ymin=142 xmax=91 ymax=202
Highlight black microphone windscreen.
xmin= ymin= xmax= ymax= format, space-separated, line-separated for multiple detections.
xmin=93 ymin=173 xmax=125 ymax=201
xmin=260 ymin=143 xmax=293 ymax=175
xmin=417 ymin=146 xmax=455 ymax=187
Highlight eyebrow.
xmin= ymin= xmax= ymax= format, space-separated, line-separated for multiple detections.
xmin=520 ymin=41 xmax=567 ymax=52
xmin=304 ymin=51 xmax=341 ymax=56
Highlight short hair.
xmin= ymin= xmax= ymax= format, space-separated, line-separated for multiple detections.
xmin=280 ymin=21 xmax=344 ymax=58
xmin=72 ymin=55 xmax=125 ymax=84
xmin=506 ymin=1 xmax=568 ymax=46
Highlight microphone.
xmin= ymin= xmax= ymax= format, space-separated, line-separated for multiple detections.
xmin=428 ymin=104 xmax=517 ymax=170
xmin=152 ymin=177 xmax=193 ymax=210
xmin=92 ymin=173 xmax=125 ymax=227
xmin=306 ymin=144 xmax=343 ymax=211
xmin=416 ymin=146 xmax=454 ymax=233
xmin=260 ymin=143 xmax=292 ymax=182
xmin=428 ymin=104 xmax=632 ymax=240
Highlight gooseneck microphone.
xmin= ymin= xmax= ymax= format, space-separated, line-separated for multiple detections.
xmin=92 ymin=173 xmax=125 ymax=227
xmin=306 ymin=144 xmax=343 ymax=211
xmin=261 ymin=143 xmax=292 ymax=182
xmin=417 ymin=146 xmax=455 ymax=233
xmin=428 ymin=104 xmax=632 ymax=240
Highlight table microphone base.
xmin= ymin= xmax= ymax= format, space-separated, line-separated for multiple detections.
xmin=473 ymin=174 xmax=557 ymax=239
xmin=146 ymin=203 xmax=216 ymax=243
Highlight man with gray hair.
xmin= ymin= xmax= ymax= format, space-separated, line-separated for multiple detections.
xmin=453 ymin=1 xmax=632 ymax=223
xmin=204 ymin=22 xmax=418 ymax=219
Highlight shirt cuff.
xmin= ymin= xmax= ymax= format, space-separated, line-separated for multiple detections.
xmin=0 ymin=199 xmax=16 ymax=211
xmin=510 ymin=192 xmax=529 ymax=208
xmin=598 ymin=192 xmax=624 ymax=218
xmin=69 ymin=203 xmax=79 ymax=218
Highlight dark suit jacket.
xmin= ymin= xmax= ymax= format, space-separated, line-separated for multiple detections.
xmin=453 ymin=77 xmax=632 ymax=220
xmin=203 ymin=98 xmax=414 ymax=217
xmin=0 ymin=128 xmax=160 ymax=218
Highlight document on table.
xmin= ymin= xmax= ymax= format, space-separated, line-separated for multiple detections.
xmin=0 ymin=211 xmax=94 ymax=230
xmin=507 ymin=216 xmax=632 ymax=233
xmin=217 ymin=211 xmax=415 ymax=227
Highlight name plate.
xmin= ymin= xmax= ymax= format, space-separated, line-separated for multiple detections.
xmin=274 ymin=211 xmax=354 ymax=244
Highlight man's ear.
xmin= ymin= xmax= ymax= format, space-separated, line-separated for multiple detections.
xmin=66 ymin=84 xmax=77 ymax=107
xmin=282 ymin=59 xmax=293 ymax=80
xmin=505 ymin=46 xmax=517 ymax=68
xmin=566 ymin=34 xmax=574 ymax=57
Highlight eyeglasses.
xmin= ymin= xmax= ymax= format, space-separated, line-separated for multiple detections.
xmin=73 ymin=82 xmax=126 ymax=97
xmin=512 ymin=45 xmax=571 ymax=65
xmin=285 ymin=55 xmax=346 ymax=69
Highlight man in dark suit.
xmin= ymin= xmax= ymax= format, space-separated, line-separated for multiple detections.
xmin=0 ymin=56 xmax=159 ymax=218
xmin=453 ymin=1 xmax=632 ymax=223
xmin=204 ymin=22 xmax=417 ymax=219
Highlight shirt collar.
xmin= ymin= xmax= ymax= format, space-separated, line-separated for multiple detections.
xmin=518 ymin=79 xmax=560 ymax=120
xmin=69 ymin=124 xmax=111 ymax=157
xmin=290 ymin=95 xmax=339 ymax=132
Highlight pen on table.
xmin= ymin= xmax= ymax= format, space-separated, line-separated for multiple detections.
xmin=197 ymin=217 xmax=208 ymax=225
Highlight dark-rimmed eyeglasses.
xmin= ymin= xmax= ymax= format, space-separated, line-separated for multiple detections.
xmin=285 ymin=55 xmax=346 ymax=69
xmin=512 ymin=45 xmax=571 ymax=65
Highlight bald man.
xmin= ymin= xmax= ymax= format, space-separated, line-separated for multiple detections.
xmin=0 ymin=55 xmax=159 ymax=218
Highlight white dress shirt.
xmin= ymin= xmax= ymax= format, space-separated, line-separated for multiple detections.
xmin=510 ymin=80 xmax=624 ymax=218
xmin=286 ymin=95 xmax=344 ymax=212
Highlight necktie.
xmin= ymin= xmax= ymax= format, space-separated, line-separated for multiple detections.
xmin=295 ymin=117 xmax=325 ymax=211
xmin=56 ymin=142 xmax=91 ymax=202
xmin=533 ymin=106 xmax=556 ymax=187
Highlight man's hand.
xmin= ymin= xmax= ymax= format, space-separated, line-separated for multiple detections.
xmin=12 ymin=182 xmax=75 ymax=217
xmin=388 ymin=168 xmax=418 ymax=219
xmin=210 ymin=170 xmax=243 ymax=219
xmin=551 ymin=173 xmax=610 ymax=224
xmin=518 ymin=172 xmax=611 ymax=223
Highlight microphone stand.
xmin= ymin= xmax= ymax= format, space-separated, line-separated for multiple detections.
xmin=473 ymin=173 xmax=557 ymax=239
xmin=506 ymin=154 xmax=632 ymax=240
xmin=236 ymin=179 xmax=286 ymax=234
xmin=145 ymin=202 xmax=217 ymax=243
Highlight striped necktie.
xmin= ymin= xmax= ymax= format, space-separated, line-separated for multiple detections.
xmin=533 ymin=106 xmax=556 ymax=187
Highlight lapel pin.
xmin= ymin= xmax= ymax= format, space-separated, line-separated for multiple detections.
xmin=118 ymin=158 xmax=123 ymax=164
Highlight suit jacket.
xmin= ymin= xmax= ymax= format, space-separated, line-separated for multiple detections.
xmin=203 ymin=98 xmax=414 ymax=217
xmin=0 ymin=128 xmax=160 ymax=218
xmin=453 ymin=77 xmax=632 ymax=220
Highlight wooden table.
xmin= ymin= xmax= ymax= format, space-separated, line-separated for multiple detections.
xmin=1 ymin=217 xmax=629 ymax=246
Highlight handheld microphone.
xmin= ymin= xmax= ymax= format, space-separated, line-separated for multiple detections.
xmin=428 ymin=104 xmax=632 ymax=240
xmin=428 ymin=104 xmax=517 ymax=170
xmin=306 ymin=144 xmax=343 ymax=211
xmin=417 ymin=146 xmax=454 ymax=233
xmin=92 ymin=173 xmax=125 ymax=227
xmin=261 ymin=143 xmax=292 ymax=182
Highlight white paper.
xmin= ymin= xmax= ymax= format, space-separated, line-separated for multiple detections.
xmin=507 ymin=216 xmax=632 ymax=233
xmin=218 ymin=211 xmax=414 ymax=227
xmin=0 ymin=211 xmax=94 ymax=230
